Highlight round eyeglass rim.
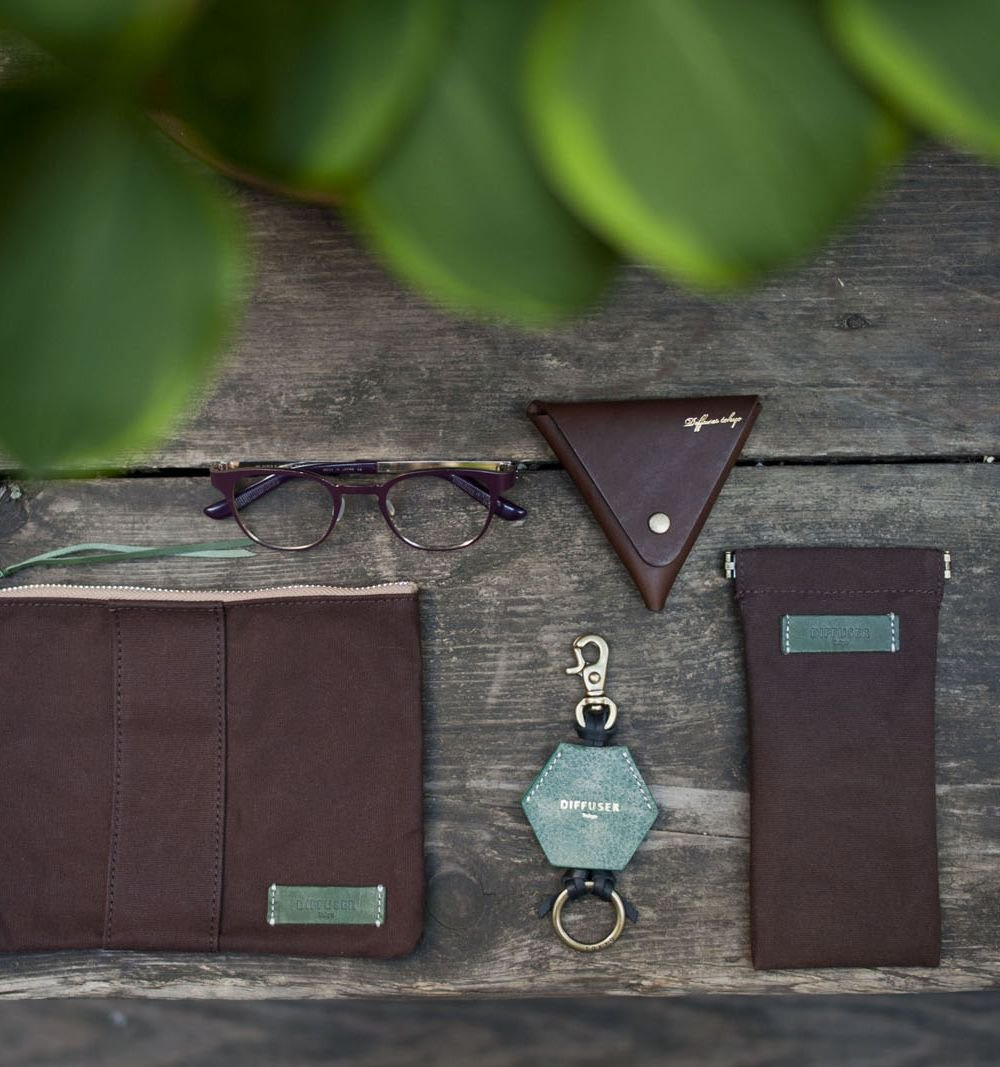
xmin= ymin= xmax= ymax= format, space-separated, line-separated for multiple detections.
xmin=222 ymin=467 xmax=499 ymax=552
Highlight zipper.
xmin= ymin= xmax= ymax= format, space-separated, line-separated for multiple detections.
xmin=0 ymin=581 xmax=417 ymax=602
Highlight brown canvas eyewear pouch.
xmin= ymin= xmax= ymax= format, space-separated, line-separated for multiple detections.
xmin=733 ymin=547 xmax=946 ymax=969
xmin=0 ymin=582 xmax=424 ymax=958
xmin=528 ymin=396 xmax=760 ymax=610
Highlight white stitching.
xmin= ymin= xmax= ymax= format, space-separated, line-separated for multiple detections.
xmin=268 ymin=884 xmax=277 ymax=926
xmin=622 ymin=750 xmax=655 ymax=811
xmin=524 ymin=747 xmax=562 ymax=802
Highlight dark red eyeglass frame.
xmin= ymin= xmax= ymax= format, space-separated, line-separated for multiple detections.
xmin=205 ymin=459 xmax=525 ymax=551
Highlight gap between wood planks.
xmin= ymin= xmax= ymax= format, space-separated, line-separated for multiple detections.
xmin=0 ymin=453 xmax=992 ymax=481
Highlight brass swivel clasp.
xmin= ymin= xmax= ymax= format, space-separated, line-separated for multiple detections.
xmin=566 ymin=634 xmax=617 ymax=731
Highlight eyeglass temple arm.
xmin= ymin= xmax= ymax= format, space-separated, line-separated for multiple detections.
xmin=204 ymin=462 xmax=526 ymax=521
xmin=448 ymin=473 xmax=526 ymax=521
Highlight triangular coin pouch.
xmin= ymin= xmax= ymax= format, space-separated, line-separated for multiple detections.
xmin=528 ymin=396 xmax=761 ymax=610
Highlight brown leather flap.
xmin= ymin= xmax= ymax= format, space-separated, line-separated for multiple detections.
xmin=528 ymin=396 xmax=761 ymax=568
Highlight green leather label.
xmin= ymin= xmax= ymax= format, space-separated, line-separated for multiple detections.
xmin=521 ymin=743 xmax=658 ymax=871
xmin=267 ymin=884 xmax=386 ymax=926
xmin=781 ymin=614 xmax=900 ymax=654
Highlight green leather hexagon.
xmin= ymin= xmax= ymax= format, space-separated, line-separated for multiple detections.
xmin=521 ymin=743 xmax=658 ymax=871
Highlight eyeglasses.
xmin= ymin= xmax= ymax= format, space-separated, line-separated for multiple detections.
xmin=205 ymin=460 xmax=526 ymax=551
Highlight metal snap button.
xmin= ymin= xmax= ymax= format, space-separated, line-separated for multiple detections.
xmin=648 ymin=512 xmax=671 ymax=534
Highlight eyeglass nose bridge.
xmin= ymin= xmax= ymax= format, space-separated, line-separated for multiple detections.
xmin=329 ymin=482 xmax=391 ymax=521
xmin=335 ymin=482 xmax=421 ymax=529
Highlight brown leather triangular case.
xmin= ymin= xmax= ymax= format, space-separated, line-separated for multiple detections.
xmin=528 ymin=396 xmax=761 ymax=610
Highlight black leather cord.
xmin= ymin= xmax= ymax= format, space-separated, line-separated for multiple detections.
xmin=537 ymin=868 xmax=639 ymax=922
xmin=575 ymin=705 xmax=616 ymax=747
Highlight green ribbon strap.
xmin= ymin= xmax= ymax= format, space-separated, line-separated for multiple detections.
xmin=0 ymin=539 xmax=255 ymax=580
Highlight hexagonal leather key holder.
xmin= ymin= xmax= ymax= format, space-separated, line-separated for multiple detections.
xmin=522 ymin=635 xmax=659 ymax=952
xmin=522 ymin=742 xmax=657 ymax=871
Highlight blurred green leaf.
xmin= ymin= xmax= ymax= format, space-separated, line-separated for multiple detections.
xmin=350 ymin=0 xmax=615 ymax=324
xmin=829 ymin=0 xmax=1000 ymax=160
xmin=0 ymin=28 xmax=63 ymax=88
xmin=163 ymin=0 xmax=450 ymax=196
xmin=0 ymin=0 xmax=198 ymax=82
xmin=526 ymin=0 xmax=906 ymax=288
xmin=0 ymin=90 xmax=246 ymax=470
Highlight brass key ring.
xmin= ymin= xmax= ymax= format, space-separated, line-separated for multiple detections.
xmin=550 ymin=881 xmax=627 ymax=952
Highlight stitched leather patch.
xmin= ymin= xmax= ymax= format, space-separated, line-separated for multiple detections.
xmin=781 ymin=614 xmax=900 ymax=654
xmin=267 ymin=884 xmax=386 ymax=927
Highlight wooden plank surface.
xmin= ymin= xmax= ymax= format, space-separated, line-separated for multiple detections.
xmin=1 ymin=132 xmax=998 ymax=1000
xmin=0 ymin=464 xmax=995 ymax=998
xmin=123 ymin=143 xmax=1000 ymax=469
xmin=5 ymin=993 xmax=1000 ymax=1066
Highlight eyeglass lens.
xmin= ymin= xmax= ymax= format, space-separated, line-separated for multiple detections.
xmin=231 ymin=470 xmax=493 ymax=550
xmin=233 ymin=474 xmax=334 ymax=549
xmin=385 ymin=473 xmax=491 ymax=549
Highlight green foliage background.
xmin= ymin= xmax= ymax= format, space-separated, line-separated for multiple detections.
xmin=0 ymin=0 xmax=998 ymax=469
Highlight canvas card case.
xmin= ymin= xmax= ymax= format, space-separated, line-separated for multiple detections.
xmin=733 ymin=548 xmax=945 ymax=969
xmin=0 ymin=582 xmax=424 ymax=958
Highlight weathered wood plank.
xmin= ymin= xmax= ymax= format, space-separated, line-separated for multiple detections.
xmin=0 ymin=464 xmax=994 ymax=997
xmin=5 ymin=992 xmax=1000 ymax=1066
xmin=103 ymin=143 xmax=999 ymax=468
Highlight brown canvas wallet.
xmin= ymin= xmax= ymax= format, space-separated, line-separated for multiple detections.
xmin=733 ymin=548 xmax=945 ymax=969
xmin=0 ymin=582 xmax=424 ymax=957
